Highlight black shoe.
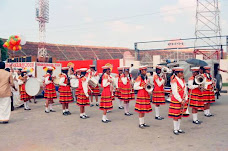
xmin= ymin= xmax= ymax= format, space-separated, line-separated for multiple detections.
xmin=155 ymin=116 xmax=163 ymax=120
xmin=63 ymin=112 xmax=68 ymax=116
xmin=193 ymin=120 xmax=202 ymax=124
xmin=45 ymin=110 xmax=49 ymax=113
xmin=96 ymin=103 xmax=99 ymax=106
xmin=128 ymin=112 xmax=133 ymax=115
xmin=34 ymin=101 xmax=37 ymax=104
xmin=208 ymin=113 xmax=214 ymax=117
xmin=19 ymin=104 xmax=24 ymax=108
xmin=143 ymin=123 xmax=150 ymax=127
xmin=125 ymin=113 xmax=131 ymax=116
xmin=0 ymin=121 xmax=9 ymax=124
xmin=50 ymin=110 xmax=56 ymax=112
xmin=102 ymin=120 xmax=108 ymax=123
xmin=24 ymin=108 xmax=31 ymax=110
xmin=178 ymin=129 xmax=185 ymax=133
xmin=173 ymin=130 xmax=179 ymax=135
xmin=84 ymin=115 xmax=90 ymax=118
xmin=204 ymin=114 xmax=211 ymax=117
xmin=90 ymin=104 xmax=94 ymax=107
xmin=80 ymin=115 xmax=87 ymax=119
xmin=106 ymin=119 xmax=111 ymax=122
xmin=139 ymin=124 xmax=145 ymax=129
xmin=66 ymin=111 xmax=71 ymax=115
xmin=119 ymin=106 xmax=124 ymax=109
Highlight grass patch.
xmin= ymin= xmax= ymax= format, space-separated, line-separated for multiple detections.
xmin=222 ymin=83 xmax=228 ymax=87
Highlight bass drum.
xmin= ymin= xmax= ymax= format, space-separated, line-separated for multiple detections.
xmin=25 ymin=78 xmax=41 ymax=96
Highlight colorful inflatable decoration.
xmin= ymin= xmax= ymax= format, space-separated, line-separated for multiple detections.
xmin=23 ymin=67 xmax=34 ymax=73
xmin=3 ymin=35 xmax=26 ymax=51
xmin=43 ymin=66 xmax=56 ymax=72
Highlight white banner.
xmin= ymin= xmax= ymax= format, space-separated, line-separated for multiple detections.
xmin=5 ymin=62 xmax=36 ymax=77
xmin=36 ymin=62 xmax=62 ymax=80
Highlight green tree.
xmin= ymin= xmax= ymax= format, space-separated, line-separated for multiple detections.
xmin=0 ymin=38 xmax=8 ymax=61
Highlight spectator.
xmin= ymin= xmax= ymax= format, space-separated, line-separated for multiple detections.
xmin=0 ymin=62 xmax=15 ymax=124
xmin=130 ymin=64 xmax=134 ymax=73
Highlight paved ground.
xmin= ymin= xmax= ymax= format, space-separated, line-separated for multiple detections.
xmin=1 ymin=93 xmax=228 ymax=151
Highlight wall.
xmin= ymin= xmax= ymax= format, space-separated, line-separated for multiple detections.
xmin=220 ymin=59 xmax=228 ymax=83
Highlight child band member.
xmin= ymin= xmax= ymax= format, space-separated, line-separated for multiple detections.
xmin=120 ymin=66 xmax=134 ymax=116
xmin=77 ymin=68 xmax=90 ymax=119
xmin=99 ymin=66 xmax=113 ymax=123
xmin=152 ymin=66 xmax=166 ymax=120
xmin=75 ymin=69 xmax=81 ymax=100
xmin=115 ymin=67 xmax=124 ymax=109
xmin=134 ymin=66 xmax=152 ymax=129
xmin=168 ymin=67 xmax=189 ymax=135
xmin=188 ymin=67 xmax=204 ymax=124
xmin=18 ymin=70 xmax=31 ymax=110
xmin=59 ymin=67 xmax=73 ymax=116
xmin=87 ymin=65 xmax=100 ymax=107
xmin=203 ymin=66 xmax=215 ymax=117
xmin=44 ymin=67 xmax=57 ymax=113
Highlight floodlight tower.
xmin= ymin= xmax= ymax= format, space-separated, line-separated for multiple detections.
xmin=35 ymin=0 xmax=49 ymax=60
xmin=194 ymin=0 xmax=222 ymax=59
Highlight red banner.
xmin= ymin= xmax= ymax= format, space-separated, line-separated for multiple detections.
xmin=97 ymin=59 xmax=119 ymax=73
xmin=57 ymin=59 xmax=120 ymax=73
xmin=57 ymin=60 xmax=93 ymax=70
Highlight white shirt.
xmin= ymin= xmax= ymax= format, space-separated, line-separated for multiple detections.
xmin=154 ymin=74 xmax=165 ymax=87
xmin=102 ymin=73 xmax=111 ymax=87
xmin=171 ymin=76 xmax=188 ymax=102
xmin=59 ymin=74 xmax=67 ymax=86
xmin=45 ymin=74 xmax=52 ymax=85
xmin=121 ymin=76 xmax=133 ymax=85
xmin=134 ymin=76 xmax=149 ymax=90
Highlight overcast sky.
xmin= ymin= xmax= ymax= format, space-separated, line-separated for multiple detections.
xmin=0 ymin=0 xmax=227 ymax=49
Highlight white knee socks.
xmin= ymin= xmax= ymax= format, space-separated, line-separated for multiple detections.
xmin=192 ymin=113 xmax=198 ymax=121
xmin=139 ymin=117 xmax=144 ymax=125
xmin=173 ymin=120 xmax=178 ymax=131
xmin=118 ymin=100 xmax=122 ymax=107
xmin=178 ymin=119 xmax=181 ymax=130
xmin=155 ymin=106 xmax=160 ymax=117
xmin=124 ymin=104 xmax=127 ymax=113
xmin=102 ymin=115 xmax=108 ymax=121
xmin=124 ymin=103 xmax=130 ymax=113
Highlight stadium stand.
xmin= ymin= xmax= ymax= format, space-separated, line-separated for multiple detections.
xmin=5 ymin=40 xmax=134 ymax=61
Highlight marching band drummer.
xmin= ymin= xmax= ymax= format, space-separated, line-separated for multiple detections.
xmin=115 ymin=67 xmax=124 ymax=109
xmin=44 ymin=67 xmax=57 ymax=113
xmin=168 ymin=67 xmax=189 ymax=135
xmin=18 ymin=70 xmax=31 ymax=110
xmin=87 ymin=65 xmax=100 ymax=107
xmin=99 ymin=66 xmax=114 ymax=123
xmin=134 ymin=65 xmax=152 ymax=129
xmin=120 ymin=66 xmax=134 ymax=116
xmin=152 ymin=66 xmax=166 ymax=120
xmin=76 ymin=68 xmax=90 ymax=119
xmin=188 ymin=67 xmax=204 ymax=124
xmin=203 ymin=66 xmax=215 ymax=117
xmin=59 ymin=67 xmax=73 ymax=116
